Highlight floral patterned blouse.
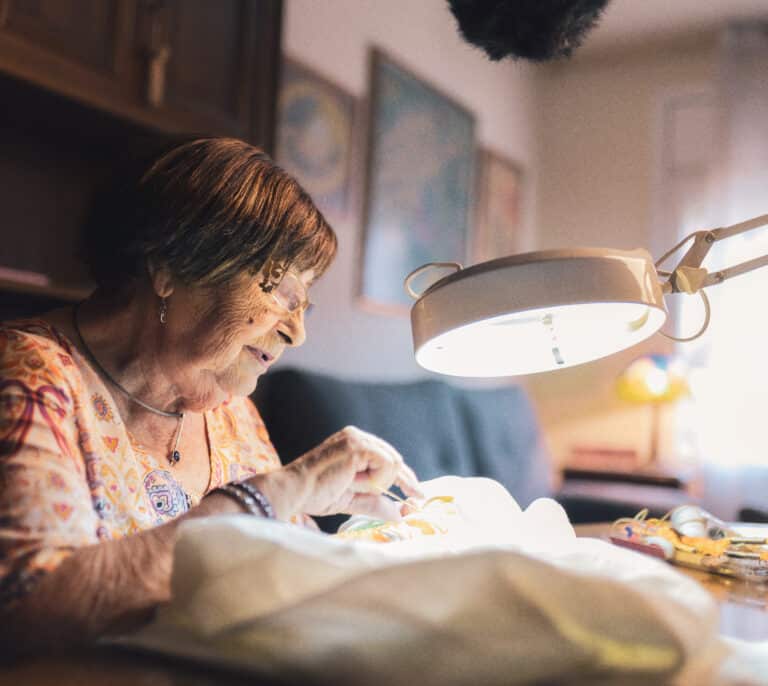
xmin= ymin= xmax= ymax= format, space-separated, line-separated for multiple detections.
xmin=0 ymin=319 xmax=282 ymax=605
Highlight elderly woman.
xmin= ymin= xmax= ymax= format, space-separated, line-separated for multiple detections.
xmin=0 ymin=137 xmax=420 ymax=649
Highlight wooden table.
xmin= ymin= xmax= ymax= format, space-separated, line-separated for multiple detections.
xmin=575 ymin=522 xmax=768 ymax=641
xmin=2 ymin=526 xmax=767 ymax=684
xmin=0 ymin=646 xmax=273 ymax=686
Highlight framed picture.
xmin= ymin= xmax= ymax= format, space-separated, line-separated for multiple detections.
xmin=359 ymin=49 xmax=476 ymax=311
xmin=473 ymin=149 xmax=523 ymax=264
xmin=275 ymin=56 xmax=357 ymax=223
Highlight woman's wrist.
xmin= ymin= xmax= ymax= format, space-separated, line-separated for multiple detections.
xmin=195 ymin=468 xmax=306 ymax=522
xmin=190 ymin=490 xmax=246 ymax=518
xmin=246 ymin=466 xmax=309 ymax=522
xmin=230 ymin=481 xmax=275 ymax=518
xmin=205 ymin=483 xmax=270 ymax=517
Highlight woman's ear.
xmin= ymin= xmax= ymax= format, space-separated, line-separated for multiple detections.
xmin=147 ymin=261 xmax=175 ymax=298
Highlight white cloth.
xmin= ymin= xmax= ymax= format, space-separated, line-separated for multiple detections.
xmin=126 ymin=477 xmax=766 ymax=685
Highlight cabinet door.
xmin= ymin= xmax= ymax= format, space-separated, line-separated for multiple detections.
xmin=137 ymin=0 xmax=277 ymax=141
xmin=247 ymin=0 xmax=281 ymax=152
xmin=0 ymin=0 xmax=282 ymax=144
xmin=0 ymin=0 xmax=135 ymax=105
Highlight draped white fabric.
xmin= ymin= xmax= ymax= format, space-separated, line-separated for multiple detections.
xmin=125 ymin=478 xmax=739 ymax=685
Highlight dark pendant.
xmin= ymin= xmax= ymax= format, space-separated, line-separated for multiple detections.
xmin=170 ymin=450 xmax=181 ymax=465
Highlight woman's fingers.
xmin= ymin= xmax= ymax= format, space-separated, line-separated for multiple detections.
xmin=349 ymin=428 xmax=422 ymax=497
xmin=395 ymin=463 xmax=423 ymax=497
xmin=293 ymin=425 xmax=422 ymax=517
xmin=340 ymin=428 xmax=399 ymax=490
xmin=346 ymin=493 xmax=402 ymax=521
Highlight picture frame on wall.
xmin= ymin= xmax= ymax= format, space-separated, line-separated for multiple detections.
xmin=359 ymin=49 xmax=476 ymax=312
xmin=275 ymin=56 xmax=357 ymax=224
xmin=472 ymin=149 xmax=524 ymax=264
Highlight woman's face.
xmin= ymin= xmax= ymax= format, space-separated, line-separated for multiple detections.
xmin=158 ymin=266 xmax=314 ymax=411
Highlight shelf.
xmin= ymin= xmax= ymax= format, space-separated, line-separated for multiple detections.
xmin=558 ymin=480 xmax=693 ymax=513
xmin=0 ymin=277 xmax=92 ymax=302
xmin=562 ymin=466 xmax=686 ymax=490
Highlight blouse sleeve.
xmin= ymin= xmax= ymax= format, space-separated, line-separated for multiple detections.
xmin=0 ymin=328 xmax=98 ymax=606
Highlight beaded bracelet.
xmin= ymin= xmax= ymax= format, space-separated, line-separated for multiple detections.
xmin=231 ymin=480 xmax=276 ymax=519
xmin=209 ymin=483 xmax=263 ymax=517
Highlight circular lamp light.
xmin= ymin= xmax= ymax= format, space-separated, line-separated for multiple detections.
xmin=407 ymin=248 xmax=667 ymax=377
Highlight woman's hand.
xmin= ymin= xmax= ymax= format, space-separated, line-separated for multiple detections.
xmin=248 ymin=426 xmax=421 ymax=521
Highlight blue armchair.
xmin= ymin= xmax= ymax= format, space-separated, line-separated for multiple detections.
xmin=252 ymin=368 xmax=659 ymax=530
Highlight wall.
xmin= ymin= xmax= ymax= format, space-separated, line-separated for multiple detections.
xmin=280 ymin=3 xmax=727 ymax=472
xmin=279 ymin=0 xmax=538 ymax=380
xmin=528 ymin=37 xmax=720 ymax=466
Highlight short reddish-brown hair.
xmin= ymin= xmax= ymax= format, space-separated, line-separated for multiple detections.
xmin=82 ymin=137 xmax=337 ymax=290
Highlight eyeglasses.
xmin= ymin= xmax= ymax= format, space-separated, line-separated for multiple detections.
xmin=271 ymin=270 xmax=313 ymax=314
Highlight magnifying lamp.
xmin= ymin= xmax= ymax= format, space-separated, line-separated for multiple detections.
xmin=405 ymin=214 xmax=768 ymax=377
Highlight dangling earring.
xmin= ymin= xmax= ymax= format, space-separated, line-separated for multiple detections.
xmin=159 ymin=297 xmax=168 ymax=324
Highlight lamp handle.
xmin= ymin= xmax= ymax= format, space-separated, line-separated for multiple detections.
xmin=404 ymin=262 xmax=462 ymax=300
xmin=653 ymin=213 xmax=768 ymax=342
xmin=657 ymin=213 xmax=768 ymax=295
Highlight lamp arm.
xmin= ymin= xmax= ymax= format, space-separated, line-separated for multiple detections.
xmin=701 ymin=254 xmax=768 ymax=288
xmin=658 ymin=213 xmax=768 ymax=295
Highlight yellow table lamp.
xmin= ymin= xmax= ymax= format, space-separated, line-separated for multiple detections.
xmin=616 ymin=354 xmax=689 ymax=466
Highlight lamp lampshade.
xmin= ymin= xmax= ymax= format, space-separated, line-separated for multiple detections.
xmin=409 ymin=248 xmax=667 ymax=377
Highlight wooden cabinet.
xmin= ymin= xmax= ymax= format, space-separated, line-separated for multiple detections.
xmin=131 ymin=0 xmax=281 ymax=146
xmin=0 ymin=0 xmax=282 ymax=146
xmin=0 ymin=0 xmax=136 ymax=114
xmin=139 ymin=0 xmax=249 ymax=138
xmin=0 ymin=0 xmax=126 ymax=73
xmin=0 ymin=0 xmax=282 ymax=313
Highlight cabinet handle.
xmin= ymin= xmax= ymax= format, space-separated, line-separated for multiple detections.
xmin=0 ymin=0 xmax=10 ymax=28
xmin=142 ymin=1 xmax=172 ymax=107
xmin=147 ymin=42 xmax=171 ymax=107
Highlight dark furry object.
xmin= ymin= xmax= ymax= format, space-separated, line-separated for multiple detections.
xmin=448 ymin=0 xmax=611 ymax=61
